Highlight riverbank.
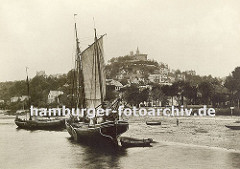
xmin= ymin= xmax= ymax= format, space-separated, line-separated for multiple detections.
xmin=122 ymin=115 xmax=240 ymax=151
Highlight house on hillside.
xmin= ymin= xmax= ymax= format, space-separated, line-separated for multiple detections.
xmin=10 ymin=96 xmax=29 ymax=103
xmin=148 ymin=74 xmax=172 ymax=85
xmin=106 ymin=79 xmax=123 ymax=91
xmin=10 ymin=97 xmax=19 ymax=103
xmin=20 ymin=95 xmax=29 ymax=101
xmin=48 ymin=90 xmax=63 ymax=104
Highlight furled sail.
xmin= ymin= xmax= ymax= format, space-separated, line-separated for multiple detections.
xmin=81 ymin=36 xmax=106 ymax=108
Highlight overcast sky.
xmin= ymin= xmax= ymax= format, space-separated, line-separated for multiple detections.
xmin=1 ymin=0 xmax=240 ymax=82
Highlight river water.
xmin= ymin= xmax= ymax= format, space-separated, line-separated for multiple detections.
xmin=0 ymin=114 xmax=239 ymax=169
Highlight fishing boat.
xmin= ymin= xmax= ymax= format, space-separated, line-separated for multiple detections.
xmin=15 ymin=117 xmax=65 ymax=130
xmin=15 ymin=68 xmax=66 ymax=130
xmin=65 ymin=17 xmax=129 ymax=146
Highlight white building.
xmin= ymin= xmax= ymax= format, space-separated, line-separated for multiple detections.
xmin=48 ymin=90 xmax=63 ymax=104
xmin=36 ymin=71 xmax=46 ymax=77
xmin=11 ymin=97 xmax=19 ymax=103
xmin=20 ymin=95 xmax=29 ymax=101
xmin=106 ymin=79 xmax=123 ymax=91
xmin=149 ymin=74 xmax=168 ymax=83
xmin=10 ymin=96 xmax=29 ymax=103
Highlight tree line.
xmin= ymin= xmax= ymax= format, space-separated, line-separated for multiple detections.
xmin=0 ymin=65 xmax=239 ymax=113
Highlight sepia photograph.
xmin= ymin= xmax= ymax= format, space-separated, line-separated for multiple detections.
xmin=0 ymin=0 xmax=240 ymax=168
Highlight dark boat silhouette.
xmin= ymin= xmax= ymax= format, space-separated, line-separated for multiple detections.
xmin=225 ymin=125 xmax=240 ymax=130
xmin=120 ymin=137 xmax=153 ymax=148
xmin=146 ymin=121 xmax=161 ymax=125
xmin=15 ymin=117 xmax=65 ymax=130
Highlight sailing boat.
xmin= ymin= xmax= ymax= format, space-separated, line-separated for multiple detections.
xmin=15 ymin=68 xmax=65 ymax=130
xmin=65 ymin=20 xmax=129 ymax=145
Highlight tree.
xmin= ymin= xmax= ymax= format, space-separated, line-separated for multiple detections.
xmin=182 ymin=82 xmax=197 ymax=105
xmin=124 ymin=84 xmax=139 ymax=106
xmin=232 ymin=67 xmax=240 ymax=91
xmin=225 ymin=67 xmax=240 ymax=107
xmin=139 ymin=88 xmax=149 ymax=104
xmin=123 ymin=84 xmax=149 ymax=106
xmin=105 ymin=86 xmax=117 ymax=101
xmin=198 ymin=81 xmax=214 ymax=105
xmin=162 ymin=84 xmax=178 ymax=105
xmin=151 ymin=84 xmax=167 ymax=106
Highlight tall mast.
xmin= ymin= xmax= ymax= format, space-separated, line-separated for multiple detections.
xmin=94 ymin=28 xmax=104 ymax=104
xmin=74 ymin=15 xmax=85 ymax=108
xmin=26 ymin=67 xmax=31 ymax=120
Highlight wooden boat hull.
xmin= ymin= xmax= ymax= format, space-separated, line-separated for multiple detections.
xmin=120 ymin=137 xmax=152 ymax=148
xmin=225 ymin=125 xmax=240 ymax=130
xmin=15 ymin=118 xmax=66 ymax=130
xmin=146 ymin=121 xmax=161 ymax=125
xmin=66 ymin=120 xmax=129 ymax=145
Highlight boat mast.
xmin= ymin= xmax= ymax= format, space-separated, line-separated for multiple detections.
xmin=70 ymin=69 xmax=75 ymax=109
xmin=26 ymin=67 xmax=31 ymax=120
xmin=74 ymin=14 xmax=85 ymax=108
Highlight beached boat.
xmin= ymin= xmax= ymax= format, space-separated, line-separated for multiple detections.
xmin=225 ymin=125 xmax=240 ymax=130
xmin=146 ymin=121 xmax=161 ymax=125
xmin=120 ymin=137 xmax=153 ymax=148
xmin=15 ymin=117 xmax=65 ymax=130
xmin=65 ymin=17 xmax=129 ymax=145
xmin=14 ymin=68 xmax=66 ymax=130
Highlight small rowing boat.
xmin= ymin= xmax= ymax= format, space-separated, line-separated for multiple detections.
xmin=120 ymin=137 xmax=153 ymax=148
xmin=146 ymin=121 xmax=161 ymax=125
xmin=225 ymin=125 xmax=240 ymax=130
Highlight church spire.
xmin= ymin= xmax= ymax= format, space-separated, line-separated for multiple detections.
xmin=136 ymin=47 xmax=140 ymax=55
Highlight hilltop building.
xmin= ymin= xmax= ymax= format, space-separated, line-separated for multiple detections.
xmin=36 ymin=71 xmax=46 ymax=77
xmin=185 ymin=70 xmax=196 ymax=76
xmin=50 ymin=74 xmax=62 ymax=78
xmin=128 ymin=47 xmax=148 ymax=61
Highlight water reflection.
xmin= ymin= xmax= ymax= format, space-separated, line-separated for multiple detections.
xmin=67 ymin=138 xmax=127 ymax=168
xmin=228 ymin=152 xmax=240 ymax=168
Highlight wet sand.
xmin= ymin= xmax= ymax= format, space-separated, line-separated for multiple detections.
xmin=122 ymin=115 xmax=240 ymax=151
xmin=119 ymin=115 xmax=240 ymax=169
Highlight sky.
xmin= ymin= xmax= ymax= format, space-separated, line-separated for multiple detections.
xmin=0 ymin=0 xmax=240 ymax=82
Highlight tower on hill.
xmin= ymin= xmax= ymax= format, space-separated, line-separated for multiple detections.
xmin=128 ymin=47 xmax=147 ymax=61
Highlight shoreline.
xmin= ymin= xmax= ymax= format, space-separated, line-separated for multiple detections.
xmin=122 ymin=115 xmax=240 ymax=151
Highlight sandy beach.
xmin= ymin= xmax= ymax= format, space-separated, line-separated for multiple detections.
xmin=122 ymin=115 xmax=240 ymax=151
